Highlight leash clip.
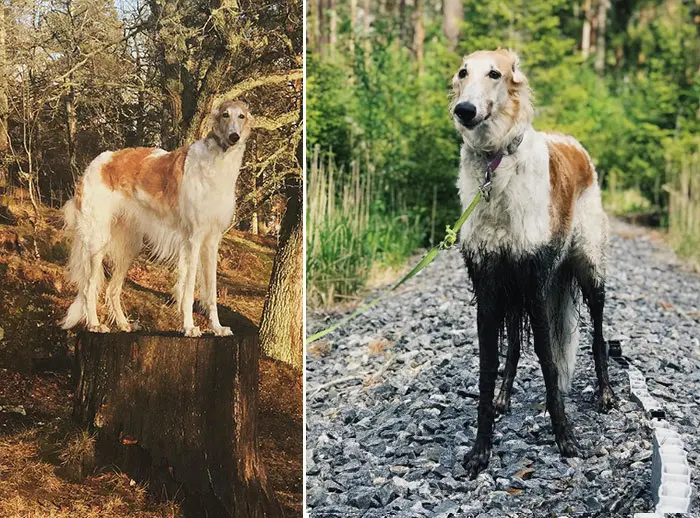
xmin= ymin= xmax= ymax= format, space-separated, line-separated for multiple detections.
xmin=479 ymin=168 xmax=493 ymax=203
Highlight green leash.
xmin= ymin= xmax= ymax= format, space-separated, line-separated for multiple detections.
xmin=306 ymin=191 xmax=482 ymax=345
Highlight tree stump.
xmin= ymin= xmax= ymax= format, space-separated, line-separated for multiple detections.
xmin=73 ymin=323 xmax=283 ymax=517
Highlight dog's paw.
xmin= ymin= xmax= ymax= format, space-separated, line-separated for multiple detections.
xmin=598 ymin=385 xmax=617 ymax=413
xmin=213 ymin=326 xmax=233 ymax=337
xmin=555 ymin=427 xmax=581 ymax=458
xmin=184 ymin=326 xmax=202 ymax=338
xmin=118 ymin=321 xmax=141 ymax=333
xmin=88 ymin=323 xmax=109 ymax=333
xmin=493 ymin=390 xmax=511 ymax=415
xmin=463 ymin=443 xmax=492 ymax=479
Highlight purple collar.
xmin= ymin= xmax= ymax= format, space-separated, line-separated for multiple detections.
xmin=478 ymin=133 xmax=524 ymax=202
xmin=486 ymin=152 xmax=504 ymax=175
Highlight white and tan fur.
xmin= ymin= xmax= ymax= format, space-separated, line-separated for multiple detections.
xmin=452 ymin=50 xmax=608 ymax=391
xmin=61 ymin=100 xmax=253 ymax=337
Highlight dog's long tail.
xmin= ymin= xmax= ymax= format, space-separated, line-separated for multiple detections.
xmin=548 ymin=266 xmax=580 ymax=393
xmin=61 ymin=198 xmax=97 ymax=329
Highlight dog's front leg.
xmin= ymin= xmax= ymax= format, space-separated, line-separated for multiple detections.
xmin=527 ymin=294 xmax=580 ymax=457
xmin=200 ymin=232 xmax=232 ymax=336
xmin=464 ymin=298 xmax=504 ymax=479
xmin=180 ymin=237 xmax=203 ymax=337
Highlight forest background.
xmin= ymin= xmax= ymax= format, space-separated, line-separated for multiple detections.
xmin=306 ymin=0 xmax=700 ymax=307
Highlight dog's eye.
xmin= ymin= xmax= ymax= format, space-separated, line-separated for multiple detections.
xmin=488 ymin=70 xmax=502 ymax=80
xmin=238 ymin=113 xmax=245 ymax=119
xmin=222 ymin=112 xmax=230 ymax=119
xmin=458 ymin=68 xmax=467 ymax=79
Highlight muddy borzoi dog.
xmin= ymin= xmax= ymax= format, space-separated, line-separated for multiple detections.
xmin=61 ymin=100 xmax=252 ymax=337
xmin=451 ymin=50 xmax=616 ymax=477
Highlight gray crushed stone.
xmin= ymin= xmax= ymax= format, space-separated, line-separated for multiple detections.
xmin=306 ymin=221 xmax=700 ymax=517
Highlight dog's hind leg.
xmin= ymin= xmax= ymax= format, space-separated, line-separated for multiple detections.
xmin=106 ymin=219 xmax=142 ymax=332
xmin=527 ymin=287 xmax=580 ymax=458
xmin=85 ymin=246 xmax=108 ymax=333
xmin=574 ymin=256 xmax=616 ymax=411
xmin=571 ymin=188 xmax=615 ymax=411
xmin=494 ymin=307 xmax=522 ymax=415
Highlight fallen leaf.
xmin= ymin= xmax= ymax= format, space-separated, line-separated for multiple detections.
xmin=659 ymin=300 xmax=674 ymax=309
xmin=121 ymin=435 xmax=138 ymax=445
xmin=507 ymin=488 xmax=523 ymax=495
xmin=514 ymin=467 xmax=534 ymax=480
xmin=308 ymin=340 xmax=330 ymax=357
xmin=368 ymin=338 xmax=393 ymax=355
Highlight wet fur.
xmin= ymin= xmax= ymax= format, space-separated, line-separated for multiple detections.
xmin=450 ymin=49 xmax=616 ymax=478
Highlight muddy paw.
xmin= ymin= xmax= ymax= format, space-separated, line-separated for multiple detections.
xmin=493 ymin=390 xmax=511 ymax=415
xmin=598 ymin=385 xmax=617 ymax=413
xmin=184 ymin=326 xmax=202 ymax=338
xmin=556 ymin=428 xmax=581 ymax=458
xmin=463 ymin=443 xmax=492 ymax=479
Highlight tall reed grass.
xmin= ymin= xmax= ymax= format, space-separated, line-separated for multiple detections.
xmin=666 ymin=137 xmax=700 ymax=265
xmin=306 ymin=146 xmax=424 ymax=307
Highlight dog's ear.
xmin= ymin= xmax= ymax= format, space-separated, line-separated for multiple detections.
xmin=508 ymin=51 xmax=525 ymax=85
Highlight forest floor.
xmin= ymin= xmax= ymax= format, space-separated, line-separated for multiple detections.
xmin=307 ymin=219 xmax=700 ymax=517
xmin=0 ymin=195 xmax=302 ymax=517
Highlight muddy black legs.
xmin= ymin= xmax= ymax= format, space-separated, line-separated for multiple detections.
xmin=463 ymin=296 xmax=504 ymax=479
xmin=493 ymin=308 xmax=521 ymax=415
xmin=582 ymin=280 xmax=616 ymax=411
xmin=526 ymin=297 xmax=581 ymax=458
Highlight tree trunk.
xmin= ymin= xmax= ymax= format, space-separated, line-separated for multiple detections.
xmin=0 ymin=6 xmax=8 ymax=161
xmin=581 ymin=0 xmax=592 ymax=59
xmin=329 ymin=0 xmax=337 ymax=58
xmin=363 ymin=0 xmax=371 ymax=56
xmin=349 ymin=0 xmax=357 ymax=60
xmin=150 ymin=0 xmax=184 ymax=149
xmin=413 ymin=0 xmax=425 ymax=75
xmin=309 ymin=0 xmax=319 ymax=54
xmin=73 ymin=328 xmax=282 ymax=517
xmin=443 ymin=0 xmax=463 ymax=51
xmin=594 ymin=0 xmax=608 ymax=74
xmin=64 ymin=81 xmax=78 ymax=182
xmin=258 ymin=173 xmax=303 ymax=369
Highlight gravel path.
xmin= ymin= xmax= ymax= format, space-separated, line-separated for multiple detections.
xmin=306 ymin=221 xmax=700 ymax=517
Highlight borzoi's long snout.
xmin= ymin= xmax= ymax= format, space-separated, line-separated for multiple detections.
xmin=453 ymin=98 xmax=492 ymax=129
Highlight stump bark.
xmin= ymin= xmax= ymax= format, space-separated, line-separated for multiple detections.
xmin=73 ymin=324 xmax=282 ymax=517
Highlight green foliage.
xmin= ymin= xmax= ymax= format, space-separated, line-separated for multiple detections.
xmin=308 ymin=0 xmax=699 ymax=302
xmin=306 ymin=149 xmax=424 ymax=307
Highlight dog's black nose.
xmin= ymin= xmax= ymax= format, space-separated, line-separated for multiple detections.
xmin=454 ymin=102 xmax=477 ymax=124
xmin=228 ymin=133 xmax=240 ymax=145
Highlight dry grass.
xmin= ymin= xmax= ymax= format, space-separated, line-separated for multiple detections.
xmin=59 ymin=431 xmax=95 ymax=469
xmin=0 ymin=431 xmax=181 ymax=518
xmin=666 ymin=141 xmax=700 ymax=269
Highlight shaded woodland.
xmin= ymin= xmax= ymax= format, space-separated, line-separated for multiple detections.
xmin=0 ymin=0 xmax=304 ymax=367
xmin=0 ymin=0 xmax=302 ymax=236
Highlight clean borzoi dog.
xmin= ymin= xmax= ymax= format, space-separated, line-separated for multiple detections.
xmin=61 ymin=100 xmax=252 ymax=337
xmin=451 ymin=50 xmax=616 ymax=477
